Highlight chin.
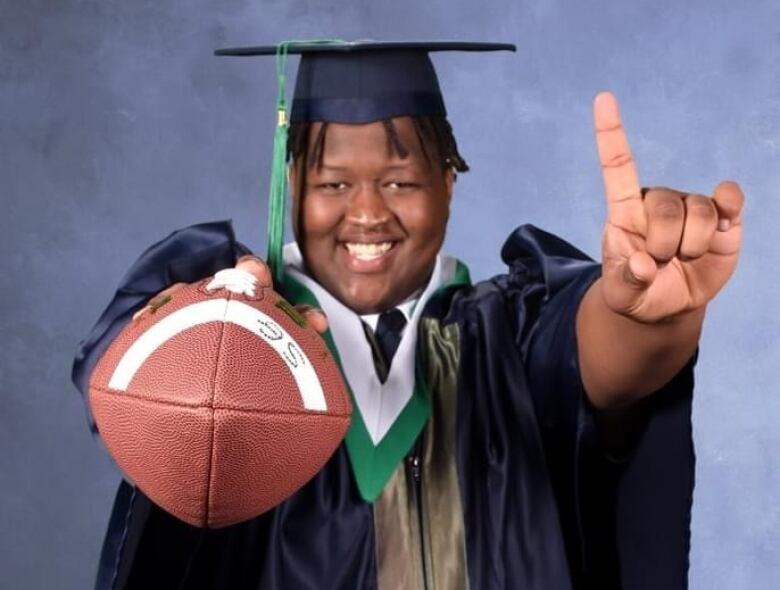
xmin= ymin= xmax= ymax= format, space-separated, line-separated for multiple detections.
xmin=342 ymin=296 xmax=387 ymax=315
xmin=349 ymin=291 xmax=404 ymax=315
xmin=333 ymin=282 xmax=389 ymax=313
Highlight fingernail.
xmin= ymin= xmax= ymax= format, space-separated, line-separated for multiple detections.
xmin=149 ymin=294 xmax=172 ymax=312
xmin=718 ymin=219 xmax=731 ymax=232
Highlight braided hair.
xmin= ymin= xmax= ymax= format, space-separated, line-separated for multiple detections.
xmin=287 ymin=115 xmax=469 ymax=173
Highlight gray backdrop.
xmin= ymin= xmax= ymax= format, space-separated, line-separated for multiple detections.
xmin=1 ymin=0 xmax=777 ymax=588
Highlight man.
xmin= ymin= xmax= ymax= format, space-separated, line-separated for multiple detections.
xmin=73 ymin=42 xmax=743 ymax=589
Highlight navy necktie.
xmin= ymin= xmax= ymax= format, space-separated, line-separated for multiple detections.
xmin=364 ymin=308 xmax=407 ymax=383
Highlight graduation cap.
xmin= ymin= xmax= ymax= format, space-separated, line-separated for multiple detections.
xmin=215 ymin=40 xmax=516 ymax=283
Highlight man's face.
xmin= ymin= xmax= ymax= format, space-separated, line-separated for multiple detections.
xmin=293 ymin=116 xmax=453 ymax=315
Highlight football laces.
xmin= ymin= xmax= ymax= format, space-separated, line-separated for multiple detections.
xmin=206 ymin=268 xmax=258 ymax=297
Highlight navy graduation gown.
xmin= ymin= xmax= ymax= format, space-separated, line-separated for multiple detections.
xmin=72 ymin=221 xmax=694 ymax=589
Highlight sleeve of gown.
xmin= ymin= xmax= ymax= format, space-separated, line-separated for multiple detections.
xmin=501 ymin=224 xmax=695 ymax=590
xmin=71 ymin=221 xmax=255 ymax=590
xmin=70 ymin=219 xmax=251 ymax=433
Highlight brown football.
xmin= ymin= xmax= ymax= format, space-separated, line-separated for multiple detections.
xmin=89 ymin=269 xmax=351 ymax=528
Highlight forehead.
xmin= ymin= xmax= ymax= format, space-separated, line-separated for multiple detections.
xmin=308 ymin=117 xmax=426 ymax=164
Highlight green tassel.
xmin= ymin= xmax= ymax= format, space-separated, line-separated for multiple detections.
xmin=266 ymin=41 xmax=291 ymax=287
xmin=266 ymin=39 xmax=345 ymax=287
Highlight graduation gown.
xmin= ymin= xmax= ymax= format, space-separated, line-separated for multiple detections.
xmin=72 ymin=221 xmax=695 ymax=590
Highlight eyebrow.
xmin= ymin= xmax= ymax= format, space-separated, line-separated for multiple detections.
xmin=315 ymin=164 xmax=416 ymax=172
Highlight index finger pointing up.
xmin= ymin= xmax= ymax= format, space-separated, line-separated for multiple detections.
xmin=594 ymin=92 xmax=642 ymax=209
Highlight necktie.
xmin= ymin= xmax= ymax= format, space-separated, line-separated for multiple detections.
xmin=363 ymin=308 xmax=408 ymax=383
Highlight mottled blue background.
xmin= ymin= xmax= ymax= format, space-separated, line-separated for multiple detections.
xmin=1 ymin=0 xmax=777 ymax=588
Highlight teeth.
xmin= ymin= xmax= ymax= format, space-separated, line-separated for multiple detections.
xmin=345 ymin=241 xmax=393 ymax=260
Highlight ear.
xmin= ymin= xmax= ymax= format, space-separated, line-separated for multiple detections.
xmin=288 ymin=162 xmax=304 ymax=243
xmin=444 ymin=167 xmax=455 ymax=206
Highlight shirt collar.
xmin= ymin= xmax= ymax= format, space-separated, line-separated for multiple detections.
xmin=360 ymin=294 xmax=418 ymax=332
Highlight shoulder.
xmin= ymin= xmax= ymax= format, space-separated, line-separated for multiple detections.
xmin=425 ymin=225 xmax=599 ymax=322
xmin=497 ymin=224 xmax=598 ymax=297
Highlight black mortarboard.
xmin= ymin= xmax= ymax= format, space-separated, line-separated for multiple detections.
xmin=215 ymin=41 xmax=516 ymax=124
xmin=214 ymin=40 xmax=515 ymax=286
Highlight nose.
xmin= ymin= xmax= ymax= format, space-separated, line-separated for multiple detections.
xmin=344 ymin=182 xmax=393 ymax=228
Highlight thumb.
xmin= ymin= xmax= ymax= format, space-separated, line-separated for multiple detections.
xmin=295 ymin=305 xmax=329 ymax=334
xmin=602 ymin=251 xmax=657 ymax=316
xmin=623 ymin=250 xmax=657 ymax=287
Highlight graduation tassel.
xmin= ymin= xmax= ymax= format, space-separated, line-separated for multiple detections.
xmin=266 ymin=41 xmax=291 ymax=287
xmin=266 ymin=39 xmax=345 ymax=287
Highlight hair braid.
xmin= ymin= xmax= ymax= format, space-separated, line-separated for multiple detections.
xmin=287 ymin=115 xmax=469 ymax=173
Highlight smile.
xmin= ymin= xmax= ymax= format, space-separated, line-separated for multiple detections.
xmin=343 ymin=241 xmax=395 ymax=261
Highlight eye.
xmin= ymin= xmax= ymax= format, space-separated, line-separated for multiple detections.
xmin=315 ymin=182 xmax=349 ymax=192
xmin=386 ymin=181 xmax=420 ymax=190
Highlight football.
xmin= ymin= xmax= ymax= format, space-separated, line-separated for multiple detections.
xmin=89 ymin=268 xmax=351 ymax=528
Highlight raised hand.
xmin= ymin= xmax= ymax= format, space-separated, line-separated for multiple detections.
xmin=593 ymin=92 xmax=744 ymax=323
xmin=131 ymin=254 xmax=329 ymax=333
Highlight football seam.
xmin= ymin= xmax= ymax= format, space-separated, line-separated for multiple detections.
xmin=156 ymin=502 xmax=209 ymax=524
xmin=89 ymin=384 xmax=352 ymax=418
xmin=205 ymin=295 xmax=231 ymax=526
